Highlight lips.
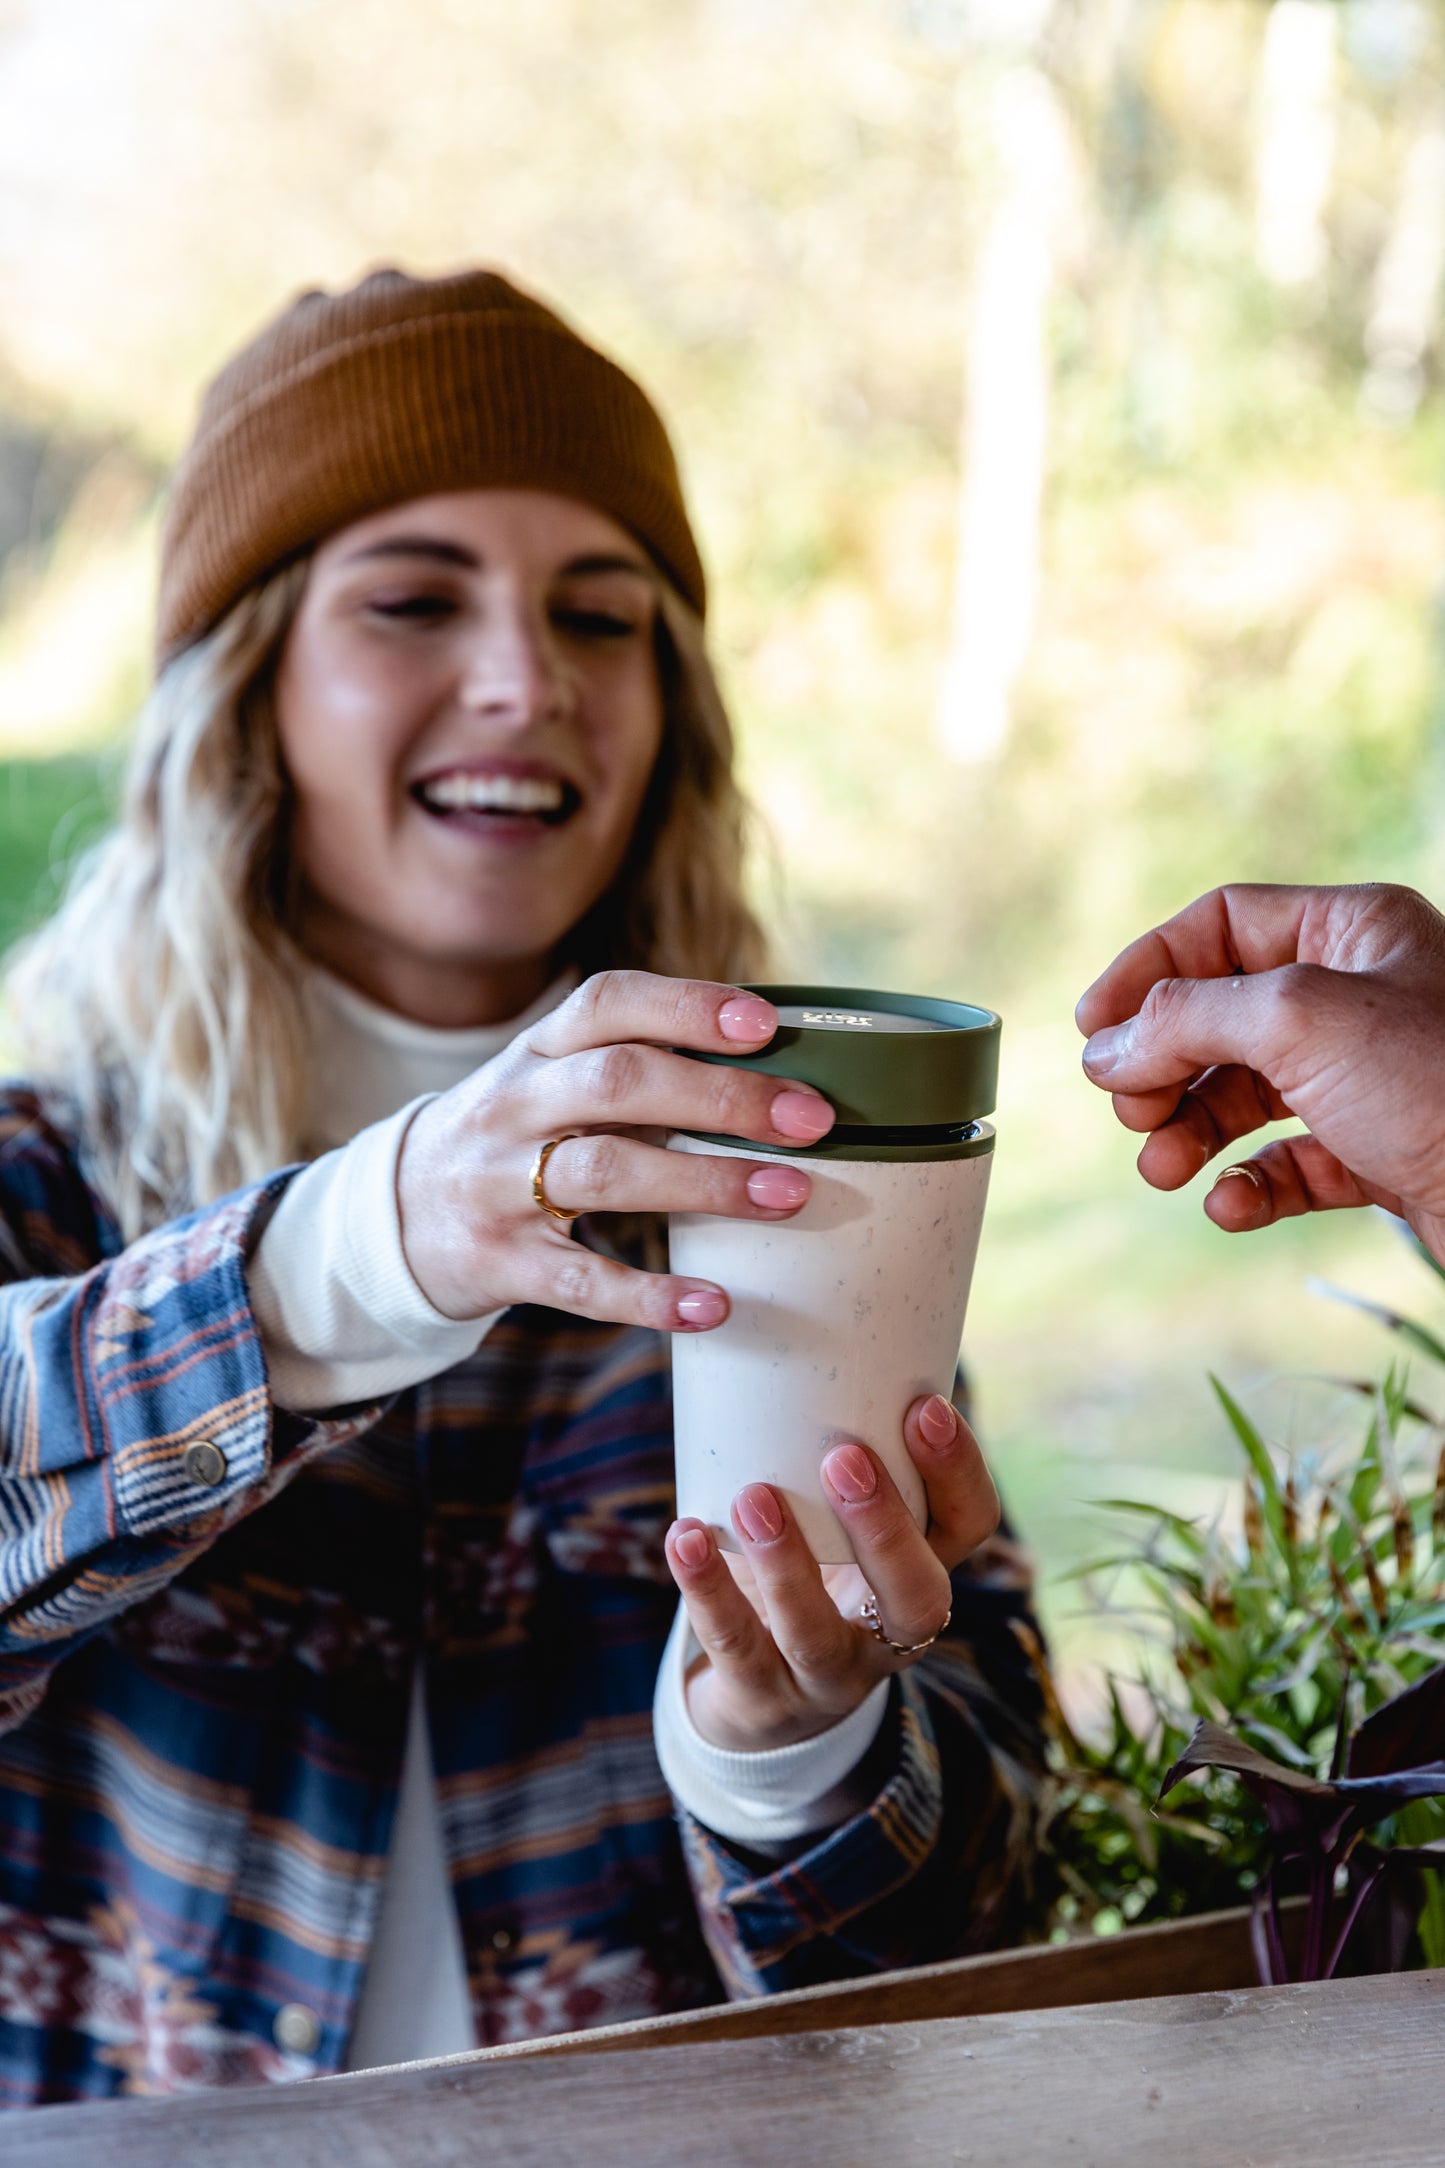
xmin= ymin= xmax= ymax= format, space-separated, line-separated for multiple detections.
xmin=411 ymin=763 xmax=581 ymax=828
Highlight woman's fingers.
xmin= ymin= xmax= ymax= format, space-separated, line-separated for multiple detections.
xmin=535 ymin=1131 xmax=812 ymax=1221
xmin=506 ymin=1237 xmax=732 ymax=1335
xmin=401 ymin=966 xmax=832 ymax=1324
xmin=526 ymin=969 xmax=779 ymax=1062
xmin=530 ymin=1038 xmax=834 ymax=1151
xmin=664 ymin=1519 xmax=788 ymax=1717
xmin=520 ymin=971 xmax=835 ymax=1148
xmin=666 ymin=1503 xmax=864 ymax=1749
xmin=729 ymin=1483 xmax=862 ymax=1697
xmin=819 ymin=1439 xmax=956 ymax=1652
xmin=667 ymin=1410 xmax=1003 ymax=1753
xmin=898 ymin=1394 xmax=1000 ymax=1572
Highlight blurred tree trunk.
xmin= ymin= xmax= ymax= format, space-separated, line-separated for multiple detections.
xmin=938 ymin=49 xmax=1072 ymax=764
xmin=1362 ymin=98 xmax=1445 ymax=426
xmin=1254 ymin=0 xmax=1339 ymax=287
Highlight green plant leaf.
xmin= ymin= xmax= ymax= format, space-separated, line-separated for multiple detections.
xmin=1249 ymin=1624 xmax=1333 ymax=1700
xmin=1315 ymin=1377 xmax=1439 ymax=1425
xmin=1210 ymin=1376 xmax=1289 ymax=1558
xmin=1309 ymin=1279 xmax=1445 ymax=1369
xmin=1046 ymin=1335 xmax=1445 ymax=1954
xmin=1236 ymin=1716 xmax=1317 ymax=1769
xmin=1089 ymin=1499 xmax=1209 ymax=1543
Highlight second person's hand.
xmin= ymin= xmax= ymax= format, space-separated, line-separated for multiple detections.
xmin=1076 ymin=881 xmax=1445 ymax=1267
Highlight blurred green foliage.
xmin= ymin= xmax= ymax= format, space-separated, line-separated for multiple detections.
xmin=0 ymin=755 xmax=113 ymax=954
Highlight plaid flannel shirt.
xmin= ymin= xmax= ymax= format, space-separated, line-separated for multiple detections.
xmin=0 ymin=1086 xmax=1047 ymax=2106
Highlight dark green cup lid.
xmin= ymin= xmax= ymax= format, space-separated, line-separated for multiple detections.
xmin=688 ymin=985 xmax=1000 ymax=1131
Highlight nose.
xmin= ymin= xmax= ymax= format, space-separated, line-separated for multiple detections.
xmin=457 ymin=594 xmax=569 ymax=728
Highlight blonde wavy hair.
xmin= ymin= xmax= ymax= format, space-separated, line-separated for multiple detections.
xmin=7 ymin=562 xmax=767 ymax=1241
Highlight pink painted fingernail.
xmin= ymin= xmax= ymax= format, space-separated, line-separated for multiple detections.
xmin=771 ymin=1089 xmax=834 ymax=1142
xmin=676 ymin=1288 xmax=728 ymax=1330
xmin=674 ymin=1526 xmax=711 ymax=1570
xmin=918 ymin=1395 xmax=957 ymax=1448
xmin=719 ymin=994 xmax=777 ymax=1042
xmin=823 ymin=1444 xmax=877 ymax=1503
xmin=734 ymin=1484 xmax=784 ymax=1543
xmin=746 ymin=1164 xmax=811 ymax=1212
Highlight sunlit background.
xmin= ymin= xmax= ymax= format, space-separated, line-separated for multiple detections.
xmin=1 ymin=0 xmax=1442 ymax=1703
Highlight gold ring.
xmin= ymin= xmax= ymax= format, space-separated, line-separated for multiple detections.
xmin=530 ymin=1134 xmax=582 ymax=1224
xmin=858 ymin=1590 xmax=951 ymax=1656
xmin=1213 ymin=1162 xmax=1266 ymax=1193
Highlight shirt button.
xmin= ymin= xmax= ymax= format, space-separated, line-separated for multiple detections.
xmin=273 ymin=2002 xmax=321 ymax=2055
xmin=184 ymin=1440 xmax=228 ymax=1488
xmin=489 ymin=1925 xmax=518 ymax=1954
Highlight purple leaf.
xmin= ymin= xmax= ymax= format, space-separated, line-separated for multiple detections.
xmin=1374 ymin=1839 xmax=1445 ymax=1869
xmin=1159 ymin=1685 xmax=1445 ymax=1988
xmin=1157 ymin=1718 xmax=1445 ymax=1842
xmin=1347 ymin=1662 xmax=1445 ymax=1779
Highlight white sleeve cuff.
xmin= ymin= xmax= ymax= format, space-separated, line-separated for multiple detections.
xmin=247 ymin=1096 xmax=501 ymax=1412
xmin=651 ymin=1600 xmax=891 ymax=1846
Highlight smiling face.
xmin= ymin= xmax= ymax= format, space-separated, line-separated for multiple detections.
xmin=274 ymin=489 xmax=667 ymax=1026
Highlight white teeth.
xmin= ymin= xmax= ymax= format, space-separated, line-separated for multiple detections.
xmin=421 ymin=772 xmax=567 ymax=814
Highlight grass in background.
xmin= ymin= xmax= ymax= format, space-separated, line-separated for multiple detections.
xmin=0 ymin=754 xmax=114 ymax=954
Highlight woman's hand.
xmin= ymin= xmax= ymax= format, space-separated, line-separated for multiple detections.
xmin=396 ymin=970 xmax=835 ymax=1330
xmin=1076 ymin=881 xmax=1445 ymax=1267
xmin=664 ymin=1393 xmax=999 ymax=1752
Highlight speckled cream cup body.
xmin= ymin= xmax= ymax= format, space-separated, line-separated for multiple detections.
xmin=668 ymin=1140 xmax=993 ymax=1564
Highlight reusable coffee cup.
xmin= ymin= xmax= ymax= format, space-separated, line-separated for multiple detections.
xmin=668 ymin=987 xmax=999 ymax=1564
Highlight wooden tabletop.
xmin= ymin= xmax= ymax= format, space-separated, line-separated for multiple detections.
xmin=10 ymin=1968 xmax=1444 ymax=2167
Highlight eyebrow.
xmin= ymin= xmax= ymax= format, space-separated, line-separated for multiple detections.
xmin=341 ymin=536 xmax=656 ymax=583
xmin=343 ymin=537 xmax=478 ymax=568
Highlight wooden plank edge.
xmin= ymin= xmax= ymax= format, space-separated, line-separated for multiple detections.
xmin=470 ymin=1897 xmax=1310 ymax=2063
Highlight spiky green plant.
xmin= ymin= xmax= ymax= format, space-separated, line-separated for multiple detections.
xmin=1041 ymin=1240 xmax=1445 ymax=1961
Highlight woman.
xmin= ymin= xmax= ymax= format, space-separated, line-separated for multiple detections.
xmin=0 ymin=268 xmax=1044 ymax=2104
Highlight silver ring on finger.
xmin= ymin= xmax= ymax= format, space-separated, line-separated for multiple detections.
xmin=858 ymin=1589 xmax=950 ymax=1656
xmin=530 ymin=1134 xmax=583 ymax=1224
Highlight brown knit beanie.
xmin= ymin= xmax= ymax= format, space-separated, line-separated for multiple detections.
xmin=155 ymin=267 xmax=707 ymax=663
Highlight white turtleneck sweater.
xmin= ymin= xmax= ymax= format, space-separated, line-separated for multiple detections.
xmin=245 ymin=969 xmax=888 ymax=2070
